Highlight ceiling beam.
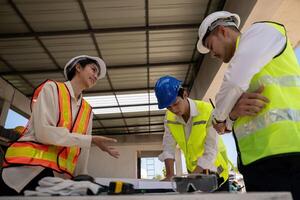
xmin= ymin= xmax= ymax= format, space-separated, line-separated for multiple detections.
xmin=84 ymin=87 xmax=154 ymax=95
xmin=92 ymin=103 xmax=157 ymax=109
xmin=8 ymin=0 xmax=62 ymax=70
xmin=77 ymin=0 xmax=130 ymax=134
xmin=0 ymin=61 xmax=194 ymax=76
xmin=0 ymin=24 xmax=199 ymax=39
xmin=93 ymin=113 xmax=165 ymax=121
xmin=93 ymin=129 xmax=164 ymax=136
xmin=23 ymin=84 xmax=187 ymax=97
xmin=184 ymin=0 xmax=212 ymax=87
xmin=93 ymin=122 xmax=164 ymax=130
xmin=24 ymin=86 xmax=156 ymax=97
xmin=83 ymin=84 xmax=186 ymax=95
xmin=0 ymin=56 xmax=35 ymax=89
xmin=185 ymin=0 xmax=226 ymax=91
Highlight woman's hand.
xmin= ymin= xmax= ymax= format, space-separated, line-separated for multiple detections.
xmin=92 ymin=136 xmax=120 ymax=158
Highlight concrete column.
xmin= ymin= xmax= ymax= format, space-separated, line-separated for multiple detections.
xmin=0 ymin=78 xmax=14 ymax=127
xmin=0 ymin=99 xmax=11 ymax=126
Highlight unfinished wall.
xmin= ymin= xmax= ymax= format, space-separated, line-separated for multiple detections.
xmin=87 ymin=138 xmax=162 ymax=178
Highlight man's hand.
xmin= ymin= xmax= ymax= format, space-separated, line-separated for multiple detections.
xmin=229 ymin=85 xmax=269 ymax=121
xmin=92 ymin=136 xmax=120 ymax=158
xmin=161 ymin=176 xmax=172 ymax=181
xmin=192 ymin=166 xmax=204 ymax=174
xmin=212 ymin=121 xmax=228 ymax=135
xmin=161 ymin=159 xmax=175 ymax=181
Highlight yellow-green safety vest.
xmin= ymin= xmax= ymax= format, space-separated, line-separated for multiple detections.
xmin=166 ymin=100 xmax=229 ymax=184
xmin=233 ymin=22 xmax=300 ymax=165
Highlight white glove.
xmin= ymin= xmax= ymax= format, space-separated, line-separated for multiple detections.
xmin=24 ymin=176 xmax=101 ymax=196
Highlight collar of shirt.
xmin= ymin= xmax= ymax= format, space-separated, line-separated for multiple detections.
xmin=65 ymin=81 xmax=82 ymax=106
xmin=175 ymin=98 xmax=199 ymax=124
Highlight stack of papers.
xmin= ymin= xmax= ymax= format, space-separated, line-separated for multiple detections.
xmin=95 ymin=178 xmax=174 ymax=190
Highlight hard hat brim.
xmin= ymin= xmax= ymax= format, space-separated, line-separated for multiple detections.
xmin=91 ymin=56 xmax=106 ymax=80
xmin=197 ymin=40 xmax=210 ymax=54
xmin=158 ymin=95 xmax=177 ymax=109
xmin=64 ymin=55 xmax=107 ymax=80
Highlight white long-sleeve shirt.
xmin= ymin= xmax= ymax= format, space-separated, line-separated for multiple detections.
xmin=2 ymin=81 xmax=93 ymax=192
xmin=158 ymin=98 xmax=218 ymax=171
xmin=213 ymin=22 xmax=286 ymax=122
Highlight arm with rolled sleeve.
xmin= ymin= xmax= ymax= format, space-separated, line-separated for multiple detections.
xmin=197 ymin=121 xmax=218 ymax=171
xmin=158 ymin=121 xmax=177 ymax=179
xmin=158 ymin=122 xmax=177 ymax=162
xmin=213 ymin=23 xmax=286 ymax=122
xmin=32 ymin=82 xmax=92 ymax=148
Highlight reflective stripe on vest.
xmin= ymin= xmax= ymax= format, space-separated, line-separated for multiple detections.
xmin=166 ymin=100 xmax=229 ymax=184
xmin=233 ymin=22 xmax=300 ymax=165
xmin=5 ymin=80 xmax=92 ymax=176
xmin=57 ymin=82 xmax=72 ymax=130
xmin=235 ymin=108 xmax=300 ymax=139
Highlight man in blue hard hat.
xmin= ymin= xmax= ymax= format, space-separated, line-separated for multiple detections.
xmin=155 ymin=75 xmax=231 ymax=190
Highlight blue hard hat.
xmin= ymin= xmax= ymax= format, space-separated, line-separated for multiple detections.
xmin=154 ymin=76 xmax=182 ymax=109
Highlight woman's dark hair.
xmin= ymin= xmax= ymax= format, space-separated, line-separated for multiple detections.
xmin=67 ymin=58 xmax=99 ymax=81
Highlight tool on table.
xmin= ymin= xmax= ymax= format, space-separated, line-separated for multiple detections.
xmin=108 ymin=181 xmax=135 ymax=194
xmin=108 ymin=180 xmax=174 ymax=194
xmin=172 ymin=173 xmax=218 ymax=193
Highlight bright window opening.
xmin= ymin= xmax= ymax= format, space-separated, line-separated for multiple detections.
xmin=140 ymin=157 xmax=165 ymax=180
xmin=4 ymin=109 xmax=28 ymax=129
xmin=84 ymin=92 xmax=164 ymax=115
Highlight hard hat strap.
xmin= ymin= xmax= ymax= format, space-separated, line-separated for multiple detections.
xmin=208 ymin=17 xmax=237 ymax=32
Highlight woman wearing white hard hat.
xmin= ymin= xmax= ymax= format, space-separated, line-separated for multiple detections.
xmin=198 ymin=11 xmax=300 ymax=199
xmin=0 ymin=55 xmax=119 ymax=195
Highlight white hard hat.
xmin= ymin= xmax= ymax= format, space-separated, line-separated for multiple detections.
xmin=197 ymin=11 xmax=240 ymax=54
xmin=64 ymin=55 xmax=106 ymax=80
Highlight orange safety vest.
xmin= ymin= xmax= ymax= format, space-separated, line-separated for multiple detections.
xmin=4 ymin=80 xmax=92 ymax=176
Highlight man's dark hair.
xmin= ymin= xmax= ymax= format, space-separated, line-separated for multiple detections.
xmin=202 ymin=25 xmax=240 ymax=45
xmin=228 ymin=26 xmax=240 ymax=33
xmin=67 ymin=58 xmax=99 ymax=81
xmin=177 ymin=87 xmax=185 ymax=98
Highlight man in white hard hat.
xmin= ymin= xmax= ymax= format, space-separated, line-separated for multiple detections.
xmin=0 ymin=55 xmax=120 ymax=195
xmin=197 ymin=11 xmax=300 ymax=199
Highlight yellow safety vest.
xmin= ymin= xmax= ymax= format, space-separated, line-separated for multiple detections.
xmin=4 ymin=80 xmax=92 ymax=176
xmin=233 ymin=22 xmax=300 ymax=165
xmin=166 ymin=100 xmax=229 ymax=184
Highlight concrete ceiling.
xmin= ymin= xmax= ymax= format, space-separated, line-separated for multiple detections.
xmin=0 ymin=0 xmax=226 ymax=136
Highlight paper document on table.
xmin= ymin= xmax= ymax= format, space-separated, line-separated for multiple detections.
xmin=95 ymin=178 xmax=139 ymax=188
xmin=138 ymin=180 xmax=173 ymax=189
xmin=95 ymin=178 xmax=173 ymax=189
